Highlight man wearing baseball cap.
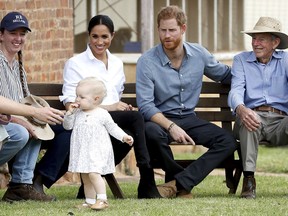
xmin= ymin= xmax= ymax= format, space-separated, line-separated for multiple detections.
xmin=228 ymin=17 xmax=288 ymax=199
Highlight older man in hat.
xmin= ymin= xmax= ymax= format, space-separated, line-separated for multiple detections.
xmin=228 ymin=17 xmax=288 ymax=199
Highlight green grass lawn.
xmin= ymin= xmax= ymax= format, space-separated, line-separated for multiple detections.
xmin=0 ymin=175 xmax=287 ymax=216
xmin=0 ymin=145 xmax=287 ymax=216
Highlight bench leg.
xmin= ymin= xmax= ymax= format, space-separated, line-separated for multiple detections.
xmin=224 ymin=149 xmax=244 ymax=195
xmin=227 ymin=146 xmax=243 ymax=194
xmin=104 ymin=173 xmax=124 ymax=199
xmin=225 ymin=166 xmax=243 ymax=194
xmin=229 ymin=166 xmax=242 ymax=194
xmin=229 ymin=147 xmax=243 ymax=194
xmin=225 ymin=167 xmax=235 ymax=192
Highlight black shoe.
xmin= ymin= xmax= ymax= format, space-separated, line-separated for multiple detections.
xmin=137 ymin=167 xmax=162 ymax=199
xmin=33 ymin=174 xmax=45 ymax=194
xmin=2 ymin=184 xmax=56 ymax=202
xmin=240 ymin=176 xmax=256 ymax=199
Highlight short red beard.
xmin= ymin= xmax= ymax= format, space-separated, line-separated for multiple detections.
xmin=161 ymin=37 xmax=181 ymax=51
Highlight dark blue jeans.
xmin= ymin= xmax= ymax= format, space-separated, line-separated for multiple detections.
xmin=145 ymin=113 xmax=237 ymax=192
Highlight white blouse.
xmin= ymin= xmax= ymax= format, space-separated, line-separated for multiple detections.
xmin=60 ymin=45 xmax=125 ymax=105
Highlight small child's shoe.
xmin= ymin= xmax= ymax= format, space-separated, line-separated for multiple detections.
xmin=90 ymin=199 xmax=109 ymax=210
xmin=75 ymin=202 xmax=92 ymax=209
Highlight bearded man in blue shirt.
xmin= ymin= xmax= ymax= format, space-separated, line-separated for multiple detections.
xmin=228 ymin=17 xmax=288 ymax=199
xmin=136 ymin=5 xmax=238 ymax=198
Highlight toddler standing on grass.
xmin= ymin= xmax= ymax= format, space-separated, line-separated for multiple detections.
xmin=63 ymin=77 xmax=133 ymax=211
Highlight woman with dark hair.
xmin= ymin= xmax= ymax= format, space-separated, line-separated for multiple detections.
xmin=61 ymin=15 xmax=162 ymax=203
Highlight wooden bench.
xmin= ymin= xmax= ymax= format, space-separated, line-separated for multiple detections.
xmin=28 ymin=81 xmax=242 ymax=198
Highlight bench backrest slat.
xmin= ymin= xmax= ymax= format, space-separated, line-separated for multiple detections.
xmin=29 ymin=83 xmax=63 ymax=96
xmin=28 ymin=81 xmax=234 ymax=131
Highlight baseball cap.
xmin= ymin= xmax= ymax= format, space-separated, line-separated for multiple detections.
xmin=0 ymin=11 xmax=31 ymax=32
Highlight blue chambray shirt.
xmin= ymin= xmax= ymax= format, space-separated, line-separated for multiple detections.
xmin=136 ymin=42 xmax=231 ymax=121
xmin=228 ymin=51 xmax=288 ymax=114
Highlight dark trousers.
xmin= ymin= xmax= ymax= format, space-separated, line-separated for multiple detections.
xmin=145 ymin=114 xmax=237 ymax=192
xmin=36 ymin=111 xmax=150 ymax=188
xmin=109 ymin=111 xmax=151 ymax=168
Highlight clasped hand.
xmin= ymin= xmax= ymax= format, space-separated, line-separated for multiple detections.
xmin=236 ymin=105 xmax=260 ymax=132
xmin=115 ymin=101 xmax=135 ymax=111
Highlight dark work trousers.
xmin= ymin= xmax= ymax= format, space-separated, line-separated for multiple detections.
xmin=145 ymin=113 xmax=237 ymax=192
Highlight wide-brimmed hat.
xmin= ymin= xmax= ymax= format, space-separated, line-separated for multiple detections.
xmin=241 ymin=17 xmax=288 ymax=49
xmin=15 ymin=95 xmax=54 ymax=140
xmin=0 ymin=11 xmax=31 ymax=32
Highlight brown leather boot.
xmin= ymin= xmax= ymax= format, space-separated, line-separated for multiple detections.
xmin=2 ymin=184 xmax=56 ymax=202
xmin=240 ymin=176 xmax=256 ymax=199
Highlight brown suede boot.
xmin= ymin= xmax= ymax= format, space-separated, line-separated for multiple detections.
xmin=157 ymin=180 xmax=177 ymax=198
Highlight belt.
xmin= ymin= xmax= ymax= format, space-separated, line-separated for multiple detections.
xmin=253 ymin=106 xmax=286 ymax=115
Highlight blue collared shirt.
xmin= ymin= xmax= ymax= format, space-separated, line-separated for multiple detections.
xmin=136 ymin=42 xmax=231 ymax=121
xmin=228 ymin=51 xmax=288 ymax=114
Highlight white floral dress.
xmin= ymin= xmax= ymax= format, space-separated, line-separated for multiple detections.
xmin=63 ymin=107 xmax=127 ymax=174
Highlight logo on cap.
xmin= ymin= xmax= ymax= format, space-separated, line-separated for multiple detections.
xmin=0 ymin=11 xmax=31 ymax=32
xmin=13 ymin=15 xmax=26 ymax=24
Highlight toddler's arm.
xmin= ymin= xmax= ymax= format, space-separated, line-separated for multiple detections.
xmin=63 ymin=103 xmax=79 ymax=130
xmin=123 ymin=135 xmax=134 ymax=146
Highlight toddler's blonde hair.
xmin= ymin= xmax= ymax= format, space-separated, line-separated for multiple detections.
xmin=77 ymin=77 xmax=107 ymax=103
